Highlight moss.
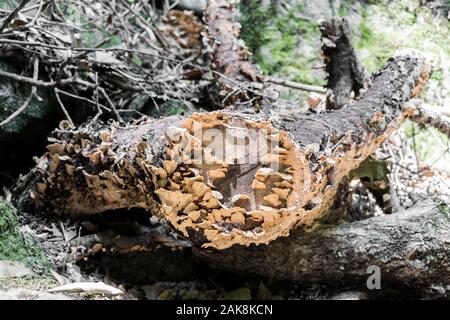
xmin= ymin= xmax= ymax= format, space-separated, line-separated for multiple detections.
xmin=354 ymin=8 xmax=395 ymax=73
xmin=222 ymin=287 xmax=252 ymax=300
xmin=0 ymin=0 xmax=17 ymax=9
xmin=240 ymin=3 xmax=324 ymax=87
xmin=239 ymin=2 xmax=275 ymax=55
xmin=0 ymin=201 xmax=51 ymax=273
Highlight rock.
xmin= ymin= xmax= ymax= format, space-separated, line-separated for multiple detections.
xmin=176 ymin=0 xmax=207 ymax=13
xmin=0 ymin=261 xmax=33 ymax=278
xmin=330 ymin=291 xmax=367 ymax=300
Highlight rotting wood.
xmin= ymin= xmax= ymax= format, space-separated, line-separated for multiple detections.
xmin=204 ymin=0 xmax=277 ymax=108
xmin=15 ymin=54 xmax=429 ymax=250
xmin=319 ymin=18 xmax=368 ymax=109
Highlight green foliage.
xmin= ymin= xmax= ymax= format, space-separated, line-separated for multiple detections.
xmin=354 ymin=9 xmax=395 ymax=73
xmin=403 ymin=120 xmax=450 ymax=165
xmin=0 ymin=0 xmax=17 ymax=9
xmin=354 ymin=0 xmax=450 ymax=75
xmin=0 ymin=201 xmax=51 ymax=272
xmin=240 ymin=3 xmax=325 ymax=86
xmin=239 ymin=2 xmax=275 ymax=55
xmin=131 ymin=54 xmax=143 ymax=67
xmin=350 ymin=157 xmax=389 ymax=181
xmin=162 ymin=101 xmax=189 ymax=116
xmin=439 ymin=202 xmax=450 ymax=218
xmin=0 ymin=201 xmax=17 ymax=234
xmin=102 ymin=35 xmax=123 ymax=48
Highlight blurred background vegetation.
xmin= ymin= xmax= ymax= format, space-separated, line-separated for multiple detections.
xmin=239 ymin=0 xmax=450 ymax=170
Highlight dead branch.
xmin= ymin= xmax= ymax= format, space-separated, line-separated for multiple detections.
xmin=0 ymin=1 xmax=207 ymax=126
xmin=319 ymin=18 xmax=368 ymax=109
xmin=204 ymin=0 xmax=277 ymax=108
xmin=409 ymin=103 xmax=450 ymax=138
xmin=267 ymin=76 xmax=326 ymax=93
xmin=0 ymin=0 xmax=31 ymax=34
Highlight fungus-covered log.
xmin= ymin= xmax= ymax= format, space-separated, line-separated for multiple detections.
xmin=16 ymin=54 xmax=429 ymax=251
xmin=204 ymin=0 xmax=276 ymax=107
xmin=195 ymin=202 xmax=450 ymax=287
xmin=320 ymin=18 xmax=368 ymax=109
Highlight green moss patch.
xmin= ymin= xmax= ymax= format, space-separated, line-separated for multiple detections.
xmin=0 ymin=201 xmax=51 ymax=272
xmin=240 ymin=2 xmax=325 ymax=87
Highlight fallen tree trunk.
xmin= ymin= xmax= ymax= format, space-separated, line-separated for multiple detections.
xmin=195 ymin=201 xmax=450 ymax=288
xmin=16 ymin=54 xmax=429 ymax=251
xmin=71 ymin=202 xmax=450 ymax=288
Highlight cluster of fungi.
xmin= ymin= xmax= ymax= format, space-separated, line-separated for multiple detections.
xmin=27 ymin=112 xmax=310 ymax=250
xmin=155 ymin=113 xmax=302 ymax=249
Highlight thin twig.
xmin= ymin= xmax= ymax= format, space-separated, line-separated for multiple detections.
xmin=55 ymin=88 xmax=110 ymax=112
xmin=0 ymin=69 xmax=75 ymax=87
xmin=54 ymin=88 xmax=75 ymax=128
xmin=28 ymin=0 xmax=44 ymax=26
xmin=267 ymin=76 xmax=326 ymax=93
xmin=0 ymin=55 xmax=39 ymax=127
xmin=0 ymin=39 xmax=206 ymax=70
xmin=98 ymin=87 xmax=124 ymax=123
xmin=0 ymin=94 xmax=33 ymax=127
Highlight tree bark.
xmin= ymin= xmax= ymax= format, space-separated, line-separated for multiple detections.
xmin=319 ymin=18 xmax=368 ymax=109
xmin=410 ymin=103 xmax=450 ymax=139
xmin=15 ymin=54 xmax=429 ymax=251
xmin=195 ymin=201 xmax=450 ymax=288
xmin=204 ymin=0 xmax=276 ymax=108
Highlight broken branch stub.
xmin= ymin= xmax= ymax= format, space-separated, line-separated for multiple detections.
xmin=204 ymin=0 xmax=276 ymax=108
xmin=319 ymin=18 xmax=368 ymax=109
xmin=18 ymin=55 xmax=428 ymax=250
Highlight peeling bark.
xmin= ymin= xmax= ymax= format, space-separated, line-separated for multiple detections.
xmin=195 ymin=202 xmax=450 ymax=288
xmin=320 ymin=18 xmax=368 ymax=109
xmin=15 ymin=54 xmax=429 ymax=251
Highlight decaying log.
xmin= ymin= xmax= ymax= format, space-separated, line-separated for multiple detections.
xmin=320 ymin=18 xmax=368 ymax=109
xmin=195 ymin=202 xmax=450 ymax=288
xmin=204 ymin=0 xmax=276 ymax=107
xmin=16 ymin=54 xmax=429 ymax=251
